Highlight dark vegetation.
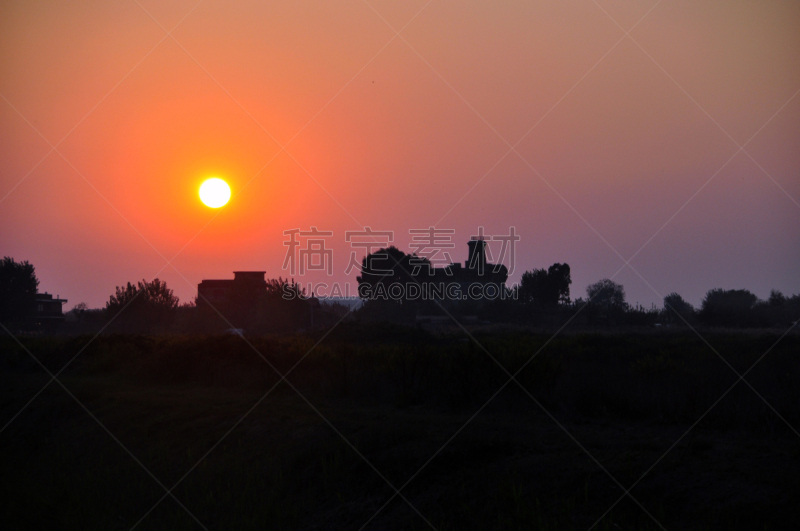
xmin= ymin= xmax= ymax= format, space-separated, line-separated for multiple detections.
xmin=105 ymin=279 xmax=181 ymax=334
xmin=0 ymin=257 xmax=39 ymax=323
xmin=2 ymin=329 xmax=799 ymax=530
xmin=2 ymin=255 xmax=799 ymax=334
xmin=352 ymin=248 xmax=800 ymax=330
xmin=2 ymin=256 xmax=799 ymax=528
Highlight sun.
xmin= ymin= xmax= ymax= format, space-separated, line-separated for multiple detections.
xmin=199 ymin=178 xmax=231 ymax=208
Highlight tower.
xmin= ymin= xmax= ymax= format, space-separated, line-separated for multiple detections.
xmin=466 ymin=237 xmax=486 ymax=273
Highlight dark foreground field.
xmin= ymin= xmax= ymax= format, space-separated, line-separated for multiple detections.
xmin=2 ymin=326 xmax=799 ymax=530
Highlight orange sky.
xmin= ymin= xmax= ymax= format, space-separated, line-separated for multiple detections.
xmin=1 ymin=0 xmax=799 ymax=309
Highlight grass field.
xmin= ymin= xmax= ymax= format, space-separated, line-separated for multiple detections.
xmin=1 ymin=326 xmax=799 ymax=530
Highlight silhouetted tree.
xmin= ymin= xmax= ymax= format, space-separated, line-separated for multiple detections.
xmin=356 ymin=246 xmax=429 ymax=289
xmin=586 ymin=279 xmax=626 ymax=311
xmin=518 ymin=269 xmax=549 ymax=305
xmin=663 ymin=292 xmax=695 ymax=325
xmin=518 ymin=263 xmax=571 ymax=307
xmin=699 ymin=288 xmax=758 ymax=327
xmin=64 ymin=302 xmax=88 ymax=324
xmin=356 ymin=246 xmax=432 ymax=321
xmin=753 ymin=289 xmax=800 ymax=327
xmin=106 ymin=278 xmax=179 ymax=333
xmin=264 ymin=277 xmax=310 ymax=331
xmin=71 ymin=302 xmax=89 ymax=313
xmin=548 ymin=263 xmax=572 ymax=304
xmin=0 ymin=257 xmax=39 ymax=324
xmin=768 ymin=290 xmax=786 ymax=307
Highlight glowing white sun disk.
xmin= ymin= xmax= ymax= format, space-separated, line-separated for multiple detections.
xmin=199 ymin=178 xmax=231 ymax=208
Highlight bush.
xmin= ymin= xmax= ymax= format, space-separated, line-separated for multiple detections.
xmin=699 ymin=288 xmax=758 ymax=327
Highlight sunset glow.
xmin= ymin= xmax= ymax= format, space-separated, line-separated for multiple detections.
xmin=1 ymin=1 xmax=798 ymax=308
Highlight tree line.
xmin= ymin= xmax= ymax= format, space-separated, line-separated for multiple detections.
xmin=1 ymin=254 xmax=798 ymax=334
xmin=353 ymin=247 xmax=800 ymax=329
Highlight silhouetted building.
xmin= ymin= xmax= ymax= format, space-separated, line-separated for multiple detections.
xmin=432 ymin=237 xmax=508 ymax=288
xmin=28 ymin=292 xmax=67 ymax=332
xmin=197 ymin=271 xmax=267 ymax=306
xmin=416 ymin=238 xmax=509 ymax=319
xmin=467 ymin=238 xmax=486 ymax=271
xmin=197 ymin=271 xmax=315 ymax=332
